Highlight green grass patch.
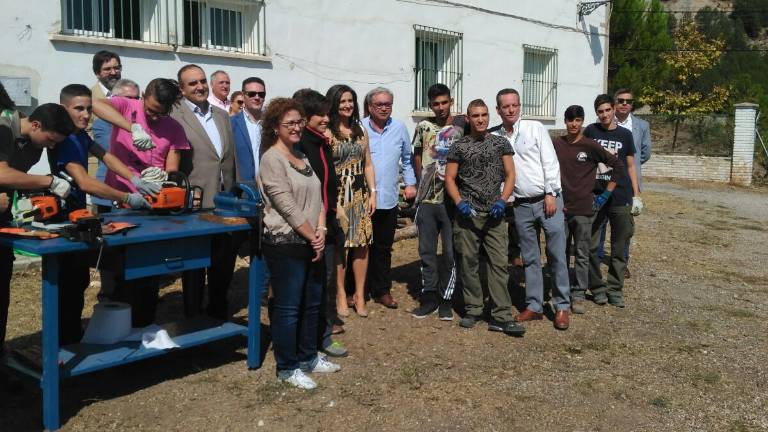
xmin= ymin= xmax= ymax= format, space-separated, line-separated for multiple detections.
xmin=649 ymin=396 xmax=671 ymax=409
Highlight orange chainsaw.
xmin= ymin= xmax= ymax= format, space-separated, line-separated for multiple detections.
xmin=133 ymin=171 xmax=203 ymax=214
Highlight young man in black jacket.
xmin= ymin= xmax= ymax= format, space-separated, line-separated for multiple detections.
xmin=293 ymin=89 xmax=348 ymax=358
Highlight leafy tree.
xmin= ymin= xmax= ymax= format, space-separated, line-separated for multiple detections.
xmin=639 ymin=20 xmax=730 ymax=150
xmin=732 ymin=0 xmax=768 ymax=39
xmin=608 ymin=0 xmax=674 ymax=96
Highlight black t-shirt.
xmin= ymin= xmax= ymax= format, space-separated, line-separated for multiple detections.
xmin=0 ymin=112 xmax=45 ymax=221
xmin=583 ymin=123 xmax=635 ymax=207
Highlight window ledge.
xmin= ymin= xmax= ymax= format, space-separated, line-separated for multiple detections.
xmin=522 ymin=115 xmax=557 ymax=122
xmin=410 ymin=110 xmax=464 ymax=118
xmin=50 ymin=33 xmax=174 ymax=52
xmin=176 ymin=46 xmax=271 ymax=62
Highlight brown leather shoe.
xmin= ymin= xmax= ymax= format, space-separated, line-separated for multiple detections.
xmin=514 ymin=309 xmax=543 ymax=322
xmin=554 ymin=309 xmax=570 ymax=330
xmin=374 ymin=293 xmax=398 ymax=309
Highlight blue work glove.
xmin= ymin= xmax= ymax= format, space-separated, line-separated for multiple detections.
xmin=592 ymin=190 xmax=612 ymax=212
xmin=456 ymin=200 xmax=477 ymax=218
xmin=489 ymin=199 xmax=506 ymax=219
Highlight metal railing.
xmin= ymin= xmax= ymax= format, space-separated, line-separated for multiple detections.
xmin=60 ymin=0 xmax=266 ymax=55
xmin=522 ymin=44 xmax=558 ymax=118
xmin=413 ymin=25 xmax=463 ymax=112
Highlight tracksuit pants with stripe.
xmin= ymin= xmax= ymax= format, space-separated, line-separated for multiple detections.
xmin=415 ymin=201 xmax=456 ymax=301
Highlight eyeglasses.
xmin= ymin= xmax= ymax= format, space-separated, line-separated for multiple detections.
xmin=617 ymin=98 xmax=634 ymax=105
xmin=246 ymin=91 xmax=266 ymax=99
xmin=371 ymin=102 xmax=393 ymax=110
xmin=100 ymin=65 xmax=122 ymax=73
xmin=280 ymin=119 xmax=306 ymax=129
xmin=234 ymin=100 xmax=244 ymax=106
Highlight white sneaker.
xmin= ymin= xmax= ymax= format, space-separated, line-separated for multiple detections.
xmin=278 ymin=369 xmax=317 ymax=390
xmin=308 ymin=357 xmax=341 ymax=373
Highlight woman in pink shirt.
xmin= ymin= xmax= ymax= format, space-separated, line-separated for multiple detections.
xmin=93 ymin=78 xmax=189 ymax=192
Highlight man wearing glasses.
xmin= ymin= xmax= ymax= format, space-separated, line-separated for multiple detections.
xmin=88 ymin=50 xmax=123 ymax=135
xmin=362 ymin=87 xmax=417 ymax=309
xmin=232 ymin=77 xmax=266 ymax=182
xmin=172 ymin=64 xmax=238 ymax=320
xmin=610 ymin=88 xmax=651 ymax=278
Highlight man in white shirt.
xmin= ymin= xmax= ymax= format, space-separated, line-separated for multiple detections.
xmin=207 ymin=70 xmax=232 ymax=112
xmin=489 ymin=88 xmax=571 ymax=330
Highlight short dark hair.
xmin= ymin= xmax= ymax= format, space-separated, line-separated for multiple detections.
xmin=466 ymin=99 xmax=487 ymax=114
xmin=29 ymin=103 xmax=76 ymax=136
xmin=564 ymin=105 xmax=585 ymax=121
xmin=242 ymin=77 xmax=265 ymax=90
xmin=59 ymin=84 xmax=92 ymax=104
xmin=613 ymin=88 xmax=633 ymax=99
xmin=292 ymin=88 xmax=330 ymax=119
xmin=177 ymin=64 xmax=204 ymax=83
xmin=427 ymin=83 xmax=451 ymax=101
xmin=495 ymin=88 xmax=520 ymax=107
xmin=145 ymin=78 xmax=182 ymax=114
xmin=594 ymin=94 xmax=614 ymax=111
xmin=0 ymin=82 xmax=16 ymax=112
xmin=92 ymin=50 xmax=121 ymax=75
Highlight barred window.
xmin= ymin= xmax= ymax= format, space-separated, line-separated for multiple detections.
xmin=414 ymin=25 xmax=463 ymax=112
xmin=59 ymin=0 xmax=266 ymax=55
xmin=522 ymin=45 xmax=558 ymax=118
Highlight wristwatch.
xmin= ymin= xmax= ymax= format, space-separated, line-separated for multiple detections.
xmin=546 ymin=191 xmax=559 ymax=197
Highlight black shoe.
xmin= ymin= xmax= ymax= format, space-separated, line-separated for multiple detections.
xmin=459 ymin=315 xmax=480 ymax=329
xmin=411 ymin=301 xmax=438 ymax=319
xmin=503 ymin=321 xmax=526 ymax=337
xmin=0 ymin=367 xmax=23 ymax=395
xmin=438 ymin=300 xmax=453 ymax=321
xmin=487 ymin=320 xmax=505 ymax=332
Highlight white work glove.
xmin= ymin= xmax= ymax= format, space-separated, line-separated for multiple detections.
xmin=631 ymin=196 xmax=643 ymax=216
xmin=48 ymin=175 xmax=72 ymax=199
xmin=125 ymin=192 xmax=152 ymax=209
xmin=140 ymin=166 xmax=168 ymax=184
xmin=131 ymin=176 xmax=161 ymax=196
xmin=131 ymin=123 xmax=156 ymax=151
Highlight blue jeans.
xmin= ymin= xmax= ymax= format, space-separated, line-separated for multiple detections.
xmin=265 ymin=247 xmax=324 ymax=376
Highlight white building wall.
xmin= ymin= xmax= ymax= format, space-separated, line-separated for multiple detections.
xmin=0 ymin=0 xmax=608 ymax=174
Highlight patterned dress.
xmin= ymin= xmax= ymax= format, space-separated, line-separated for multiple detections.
xmin=331 ymin=131 xmax=373 ymax=247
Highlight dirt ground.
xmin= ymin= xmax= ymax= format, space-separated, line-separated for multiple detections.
xmin=1 ymin=179 xmax=767 ymax=432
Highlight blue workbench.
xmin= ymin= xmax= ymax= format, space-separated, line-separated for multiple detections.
xmin=0 ymin=211 xmax=265 ymax=431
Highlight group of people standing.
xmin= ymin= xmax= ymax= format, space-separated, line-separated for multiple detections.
xmin=0 ymin=48 xmax=650 ymax=392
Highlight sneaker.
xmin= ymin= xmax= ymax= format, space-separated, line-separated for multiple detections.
xmin=307 ymin=356 xmax=341 ymax=374
xmin=459 ymin=315 xmax=480 ymax=329
xmin=593 ymin=292 xmax=608 ymax=305
xmin=278 ymin=369 xmax=317 ymax=390
xmin=608 ymin=296 xmax=625 ymax=308
xmin=503 ymin=321 xmax=526 ymax=337
xmin=438 ymin=300 xmax=454 ymax=321
xmin=571 ymin=298 xmax=586 ymax=314
xmin=321 ymin=341 xmax=349 ymax=358
xmin=411 ymin=301 xmax=438 ymax=319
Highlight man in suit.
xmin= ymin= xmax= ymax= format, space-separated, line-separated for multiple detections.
xmin=231 ymin=77 xmax=266 ymax=182
xmin=597 ymin=88 xmax=651 ymax=277
xmin=88 ymin=50 xmax=122 ymax=135
xmin=171 ymin=64 xmax=238 ymax=320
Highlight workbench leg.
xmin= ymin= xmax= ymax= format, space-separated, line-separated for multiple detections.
xmin=247 ymin=256 xmax=265 ymax=369
xmin=41 ymin=255 xmax=60 ymax=431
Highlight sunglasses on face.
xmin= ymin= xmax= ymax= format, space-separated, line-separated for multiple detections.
xmin=617 ymin=98 xmax=634 ymax=105
xmin=246 ymin=91 xmax=266 ymax=99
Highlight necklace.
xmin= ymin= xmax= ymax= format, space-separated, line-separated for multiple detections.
xmin=289 ymin=160 xmax=313 ymax=177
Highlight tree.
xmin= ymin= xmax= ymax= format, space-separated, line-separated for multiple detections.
xmin=639 ymin=20 xmax=730 ymax=150
xmin=608 ymin=0 xmax=674 ymax=96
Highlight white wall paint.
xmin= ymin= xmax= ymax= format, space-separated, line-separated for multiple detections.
xmin=0 ymin=0 xmax=608 ymax=174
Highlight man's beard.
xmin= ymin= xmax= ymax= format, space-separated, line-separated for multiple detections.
xmin=101 ymin=76 xmax=120 ymax=90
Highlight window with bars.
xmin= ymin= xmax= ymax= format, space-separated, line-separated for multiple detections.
xmin=522 ymin=45 xmax=558 ymax=118
xmin=59 ymin=0 xmax=266 ymax=55
xmin=414 ymin=25 xmax=463 ymax=112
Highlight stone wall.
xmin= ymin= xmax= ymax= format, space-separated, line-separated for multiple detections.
xmin=643 ymin=155 xmax=732 ymax=183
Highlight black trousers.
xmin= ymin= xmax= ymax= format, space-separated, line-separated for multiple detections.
xmin=367 ymin=207 xmax=398 ymax=298
xmin=0 ymin=248 xmax=90 ymax=349
xmin=182 ymin=233 xmax=238 ymax=320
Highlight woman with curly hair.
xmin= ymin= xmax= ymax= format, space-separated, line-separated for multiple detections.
xmin=325 ymin=84 xmax=376 ymax=318
xmin=259 ymin=97 xmax=341 ymax=389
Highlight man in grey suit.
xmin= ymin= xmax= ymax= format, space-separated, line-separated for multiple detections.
xmin=172 ymin=64 xmax=238 ymax=319
xmin=600 ymin=88 xmax=651 ymax=278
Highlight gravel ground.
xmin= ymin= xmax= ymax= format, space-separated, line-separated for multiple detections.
xmin=1 ymin=180 xmax=767 ymax=432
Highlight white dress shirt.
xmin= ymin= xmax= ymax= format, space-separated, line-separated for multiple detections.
xmin=491 ymin=120 xmax=561 ymax=198
xmin=208 ymin=94 xmax=231 ymax=112
xmin=244 ymin=110 xmax=262 ymax=177
xmin=616 ymin=114 xmax=633 ymax=132
xmin=184 ymin=98 xmax=223 ymax=158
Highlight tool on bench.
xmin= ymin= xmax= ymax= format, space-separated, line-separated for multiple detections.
xmin=213 ymin=182 xmax=264 ymax=256
xmin=136 ymin=171 xmax=203 ymax=214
